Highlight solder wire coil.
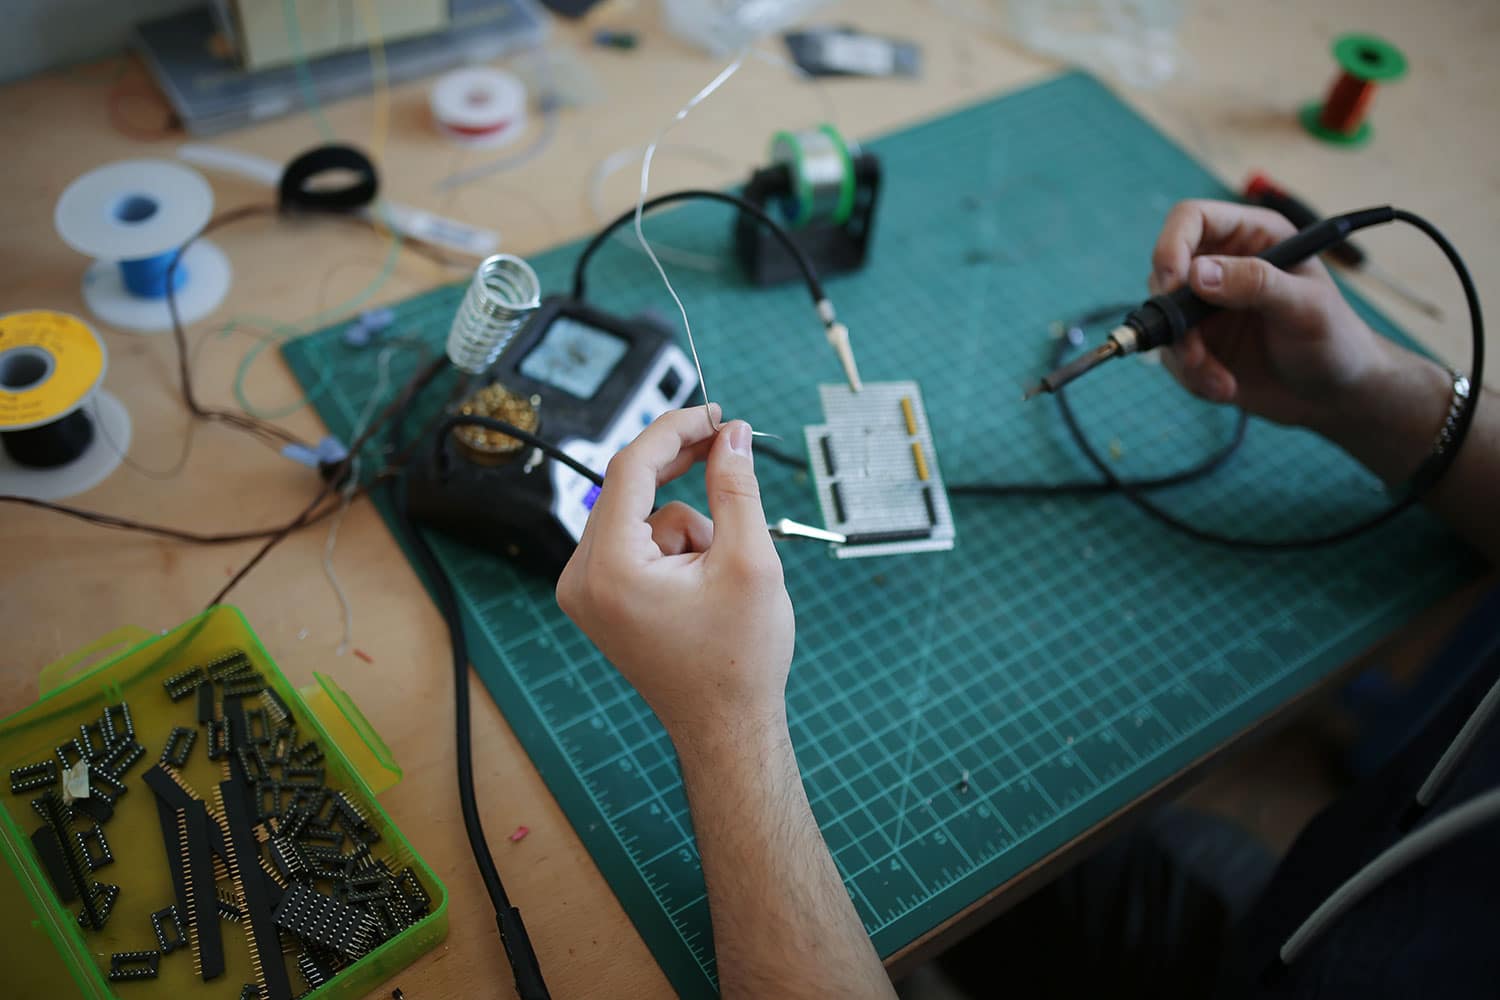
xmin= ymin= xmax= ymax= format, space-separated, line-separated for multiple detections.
xmin=445 ymin=254 xmax=542 ymax=374
xmin=770 ymin=124 xmax=856 ymax=228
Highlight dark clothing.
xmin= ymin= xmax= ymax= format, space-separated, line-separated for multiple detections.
xmin=941 ymin=591 xmax=1500 ymax=999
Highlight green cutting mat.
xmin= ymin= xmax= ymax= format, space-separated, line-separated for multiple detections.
xmin=284 ymin=72 xmax=1475 ymax=997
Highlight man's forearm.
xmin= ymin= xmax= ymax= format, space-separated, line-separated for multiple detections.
xmin=1312 ymin=340 xmax=1500 ymax=564
xmin=674 ymin=712 xmax=896 ymax=1000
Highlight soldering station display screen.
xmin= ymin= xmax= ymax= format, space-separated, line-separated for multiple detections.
xmin=518 ymin=317 xmax=630 ymax=400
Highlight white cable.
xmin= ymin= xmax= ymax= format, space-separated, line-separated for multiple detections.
xmin=1416 ymin=661 xmax=1500 ymax=807
xmin=634 ymin=51 xmax=749 ymax=431
xmin=590 ymin=143 xmax=739 ymax=273
xmin=323 ymin=345 xmax=398 ymax=656
xmin=1280 ymin=785 xmax=1500 ymax=966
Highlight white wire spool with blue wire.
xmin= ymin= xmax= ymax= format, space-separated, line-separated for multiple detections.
xmin=54 ymin=159 xmax=231 ymax=335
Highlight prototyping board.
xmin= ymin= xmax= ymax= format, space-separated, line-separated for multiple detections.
xmin=805 ymin=381 xmax=957 ymax=557
xmin=284 ymin=72 xmax=1477 ymax=997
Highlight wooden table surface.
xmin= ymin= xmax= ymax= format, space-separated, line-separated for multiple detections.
xmin=2 ymin=2 xmax=1496 ymax=997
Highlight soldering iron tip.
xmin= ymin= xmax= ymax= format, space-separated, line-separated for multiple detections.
xmin=1021 ymin=382 xmax=1047 ymax=402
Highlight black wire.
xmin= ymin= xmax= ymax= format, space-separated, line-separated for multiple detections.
xmin=1042 ymin=209 xmax=1483 ymax=549
xmin=433 ymin=415 xmax=605 ymax=487
xmin=571 ymin=188 xmax=828 ymax=305
xmin=754 ymin=440 xmax=811 ymax=471
xmin=388 ymin=393 xmax=551 ymax=999
xmin=950 ymin=306 xmax=1251 ymax=498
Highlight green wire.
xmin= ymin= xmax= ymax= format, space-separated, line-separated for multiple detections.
xmin=226 ymin=0 xmax=403 ymax=421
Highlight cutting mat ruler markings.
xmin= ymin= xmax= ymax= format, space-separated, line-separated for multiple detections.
xmin=286 ymin=72 xmax=1474 ymax=998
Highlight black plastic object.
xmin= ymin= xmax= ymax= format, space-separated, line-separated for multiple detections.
xmin=1120 ymin=207 xmax=1396 ymax=352
xmin=1 ymin=409 xmax=93 ymax=468
xmin=735 ymin=153 xmax=881 ymax=286
xmin=405 ymin=298 xmax=678 ymax=579
xmin=278 ymin=144 xmax=378 ymax=214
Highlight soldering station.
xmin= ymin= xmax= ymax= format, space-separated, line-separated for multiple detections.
xmin=1 ymin=11 xmax=1493 ymax=1000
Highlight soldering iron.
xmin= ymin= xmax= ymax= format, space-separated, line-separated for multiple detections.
xmin=1024 ymin=206 xmax=1405 ymax=400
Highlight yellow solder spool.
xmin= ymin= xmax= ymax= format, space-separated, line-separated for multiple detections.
xmin=0 ymin=310 xmax=105 ymax=430
xmin=0 ymin=309 xmax=131 ymax=500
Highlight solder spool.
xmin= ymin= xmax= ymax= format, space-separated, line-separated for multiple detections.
xmin=769 ymin=125 xmax=857 ymax=227
xmin=429 ymin=67 xmax=529 ymax=149
xmin=0 ymin=310 xmax=131 ymax=500
xmin=1300 ymin=34 xmax=1408 ymax=147
xmin=54 ymin=160 xmax=231 ymax=334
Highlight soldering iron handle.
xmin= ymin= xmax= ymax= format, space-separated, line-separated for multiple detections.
xmin=1126 ymin=206 xmax=1396 ymax=352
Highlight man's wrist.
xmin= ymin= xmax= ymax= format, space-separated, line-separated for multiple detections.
xmin=1305 ymin=341 xmax=1454 ymax=487
xmin=669 ymin=704 xmax=792 ymax=776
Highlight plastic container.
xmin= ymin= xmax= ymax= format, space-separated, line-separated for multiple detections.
xmin=0 ymin=607 xmax=447 ymax=999
xmin=661 ymin=0 xmax=831 ymax=54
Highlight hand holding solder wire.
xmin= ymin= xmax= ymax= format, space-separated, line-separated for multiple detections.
xmin=556 ymin=405 xmax=795 ymax=739
xmin=554 ymin=404 xmax=896 ymax=1000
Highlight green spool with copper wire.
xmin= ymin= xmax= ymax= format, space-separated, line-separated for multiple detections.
xmin=1300 ymin=34 xmax=1408 ymax=147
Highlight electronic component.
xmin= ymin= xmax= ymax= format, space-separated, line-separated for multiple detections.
xmin=33 ymin=791 xmax=96 ymax=920
xmin=78 ymin=719 xmax=109 ymax=760
xmin=220 ymin=779 xmax=294 ymax=1000
xmin=273 ymin=884 xmax=377 ymax=959
xmin=98 ymin=737 xmax=145 ymax=779
xmin=77 ymin=882 xmax=119 ymax=930
xmin=184 ymin=800 xmax=226 ymax=980
xmin=207 ymin=718 xmax=230 ymax=760
xmin=297 ymin=950 xmax=332 ymax=991
xmin=54 ymin=739 xmax=86 ymax=773
xmin=804 ymin=381 xmax=955 ymax=558
xmin=736 ymin=125 xmax=880 ymax=287
xmin=152 ymin=904 xmax=186 ymax=954
xmin=76 ymin=823 xmax=113 ymax=871
xmin=87 ymin=764 xmax=127 ymax=803
xmin=161 ymin=726 xmax=197 ymax=768
xmin=10 ymin=760 xmax=57 ymax=793
xmin=108 ymin=950 xmax=160 ymax=982
xmin=164 ymin=666 xmax=205 ymax=700
xmin=407 ymin=296 xmax=697 ymax=577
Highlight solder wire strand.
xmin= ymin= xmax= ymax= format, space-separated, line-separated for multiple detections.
xmin=634 ymin=51 xmax=749 ymax=433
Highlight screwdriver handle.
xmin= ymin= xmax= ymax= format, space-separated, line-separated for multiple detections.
xmin=1243 ymin=173 xmax=1365 ymax=267
xmin=1124 ymin=207 xmax=1396 ymax=353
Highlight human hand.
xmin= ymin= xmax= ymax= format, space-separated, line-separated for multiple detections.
xmin=1150 ymin=199 xmax=1391 ymax=430
xmin=556 ymin=405 xmax=795 ymax=744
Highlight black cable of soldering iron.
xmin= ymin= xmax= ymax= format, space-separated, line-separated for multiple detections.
xmin=951 ymin=302 xmax=1250 ymax=497
xmin=572 ymin=189 xmax=827 ymax=305
xmin=1047 ymin=208 xmax=1483 ymax=549
xmin=387 ymin=402 xmax=552 ymax=1000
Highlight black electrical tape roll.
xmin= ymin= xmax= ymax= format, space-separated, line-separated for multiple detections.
xmin=1 ymin=409 xmax=94 ymax=468
xmin=278 ymin=144 xmax=379 ymax=214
